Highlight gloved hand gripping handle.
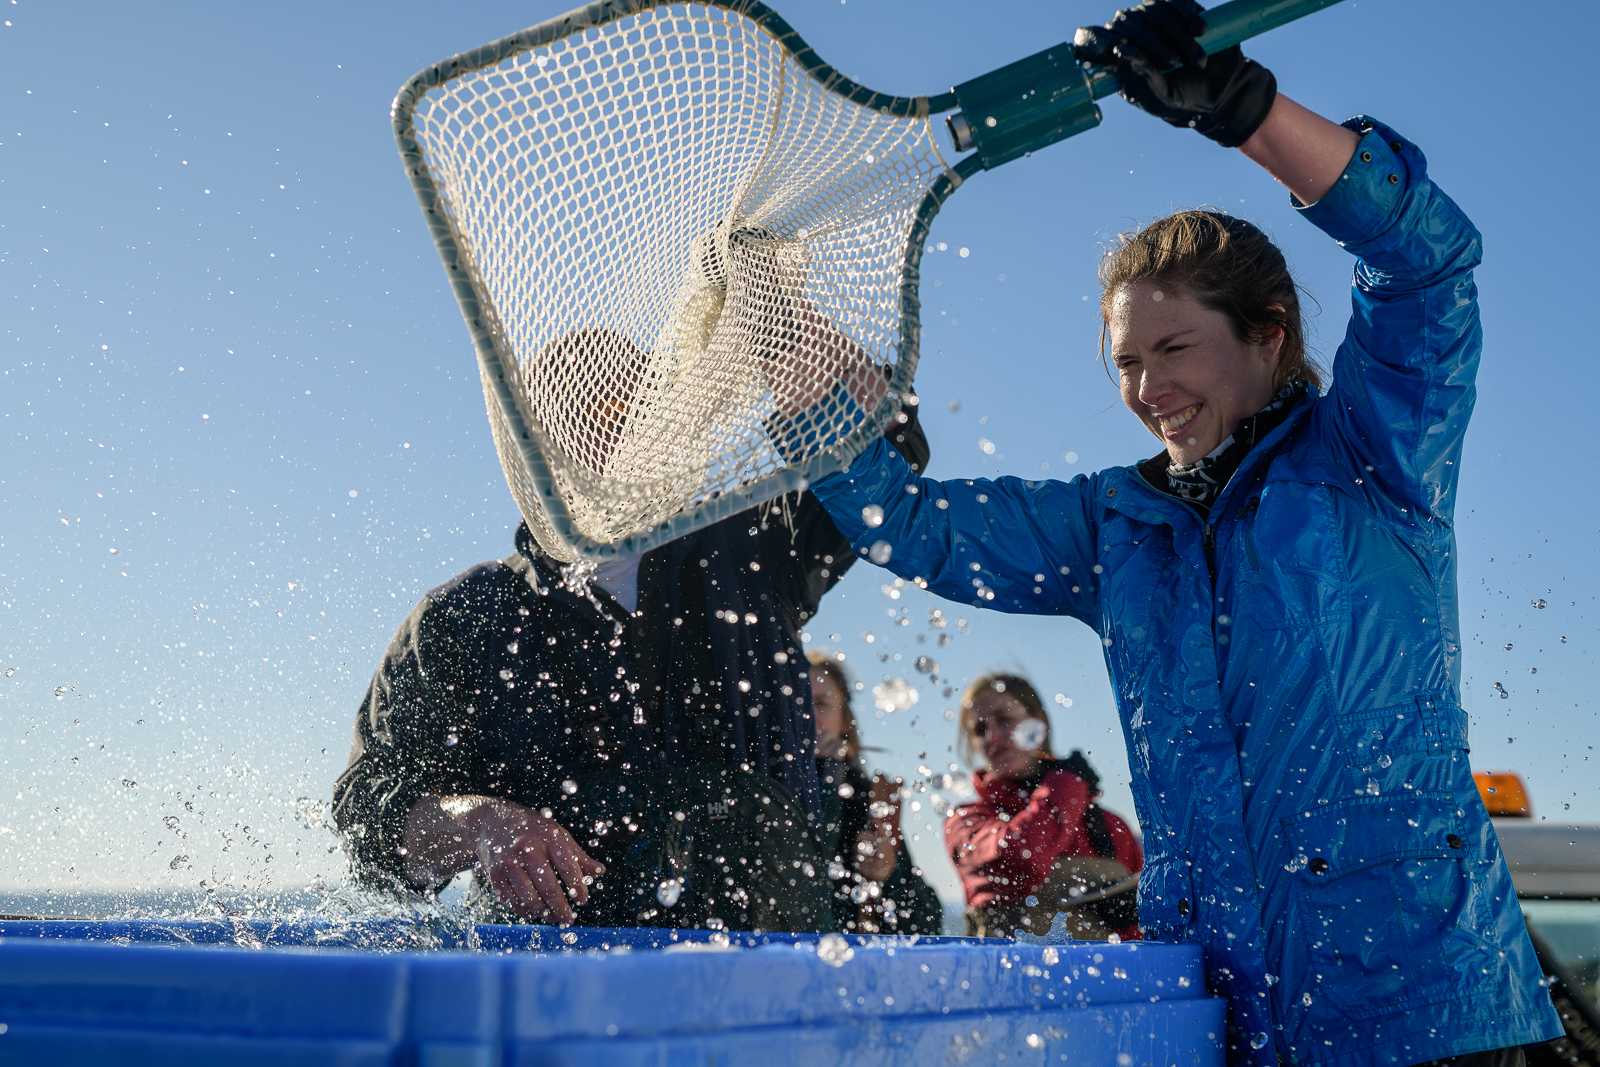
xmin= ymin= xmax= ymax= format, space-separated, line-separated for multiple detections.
xmin=944 ymin=0 xmax=1341 ymax=171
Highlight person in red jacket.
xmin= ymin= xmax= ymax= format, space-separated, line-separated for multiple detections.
xmin=945 ymin=673 xmax=1143 ymax=940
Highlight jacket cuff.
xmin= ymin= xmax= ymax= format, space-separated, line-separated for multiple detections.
xmin=1293 ymin=116 xmax=1413 ymax=251
xmin=810 ymin=436 xmax=906 ymax=544
xmin=771 ymin=381 xmax=868 ymax=463
xmin=344 ymin=777 xmax=432 ymax=884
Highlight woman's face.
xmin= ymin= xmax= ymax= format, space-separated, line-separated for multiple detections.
xmin=810 ymin=666 xmax=849 ymax=760
xmin=968 ymin=689 xmax=1045 ymax=780
xmin=1109 ymin=281 xmax=1283 ymax=466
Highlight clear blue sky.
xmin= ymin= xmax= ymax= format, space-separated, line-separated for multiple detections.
xmin=4 ymin=0 xmax=1598 ymax=909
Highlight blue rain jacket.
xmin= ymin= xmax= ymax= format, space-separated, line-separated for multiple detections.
xmin=813 ymin=119 xmax=1561 ymax=1066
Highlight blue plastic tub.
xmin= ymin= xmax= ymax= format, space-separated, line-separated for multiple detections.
xmin=0 ymin=919 xmax=1224 ymax=1065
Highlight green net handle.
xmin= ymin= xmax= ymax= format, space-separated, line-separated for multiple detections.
xmin=948 ymin=0 xmax=1343 ymax=172
xmin=1087 ymin=0 xmax=1345 ymax=99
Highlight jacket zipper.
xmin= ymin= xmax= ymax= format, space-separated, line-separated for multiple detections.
xmin=1239 ymin=499 xmax=1262 ymax=571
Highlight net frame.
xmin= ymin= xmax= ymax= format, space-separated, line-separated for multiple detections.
xmin=391 ymin=0 xmax=971 ymax=561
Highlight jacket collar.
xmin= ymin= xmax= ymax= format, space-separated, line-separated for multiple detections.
xmin=1101 ymin=387 xmax=1319 ymax=526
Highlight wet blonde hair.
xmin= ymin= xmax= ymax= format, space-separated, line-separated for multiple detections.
xmin=1098 ymin=209 xmax=1323 ymax=393
xmin=957 ymin=672 xmax=1054 ymax=768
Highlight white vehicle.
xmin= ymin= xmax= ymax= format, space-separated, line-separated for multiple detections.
xmin=1479 ymin=771 xmax=1600 ymax=1063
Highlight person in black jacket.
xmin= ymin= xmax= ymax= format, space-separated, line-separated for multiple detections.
xmin=809 ymin=650 xmax=944 ymax=935
xmin=331 ymin=395 xmax=928 ymax=924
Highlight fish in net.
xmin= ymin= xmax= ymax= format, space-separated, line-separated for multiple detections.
xmin=391 ymin=0 xmax=1340 ymax=559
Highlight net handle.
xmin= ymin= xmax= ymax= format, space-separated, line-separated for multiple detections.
xmin=944 ymin=0 xmax=1344 ymax=171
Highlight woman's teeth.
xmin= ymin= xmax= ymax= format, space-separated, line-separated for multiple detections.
xmin=1158 ymin=405 xmax=1199 ymax=435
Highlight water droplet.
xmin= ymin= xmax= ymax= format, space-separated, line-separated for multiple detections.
xmin=1013 ymin=717 xmax=1047 ymax=752
xmin=169 ymin=855 xmax=189 ymax=870
xmin=1365 ymin=779 xmax=1380 ymax=795
xmin=869 ymin=541 xmax=892 ymax=565
xmin=977 ymin=436 xmax=996 ymax=455
xmin=1302 ymin=991 xmax=1313 ymax=1006
xmin=108 ymin=547 xmax=119 ymax=555
xmin=914 ymin=656 xmax=938 ymax=674
xmin=1026 ymin=1034 xmax=1044 ymax=1050
xmin=872 ymin=678 xmax=918 ymax=712
xmin=562 ymin=779 xmax=578 ymax=795
xmin=1504 ymin=643 xmax=1514 ymax=651
xmin=499 ymin=669 xmax=514 ymax=681
xmin=163 ymin=816 xmax=180 ymax=830
xmin=656 ymin=879 xmax=683 ymax=907
xmin=506 ymin=641 xmax=519 ymax=654
xmin=958 ymin=247 xmax=970 ymax=258
xmin=1250 ymin=1032 xmax=1269 ymax=1050
xmin=817 ymin=933 xmax=855 ymax=966
xmin=1534 ymin=599 xmax=1547 ymax=609
xmin=1042 ymin=947 xmax=1059 ymax=966
xmin=1378 ymin=754 xmax=1393 ymax=768
xmin=861 ymin=504 xmax=884 ymax=528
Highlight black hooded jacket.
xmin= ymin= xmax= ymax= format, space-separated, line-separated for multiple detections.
xmin=332 ymin=402 xmax=928 ymax=881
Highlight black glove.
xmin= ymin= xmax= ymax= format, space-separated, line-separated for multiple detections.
xmin=1073 ymin=0 xmax=1278 ymax=149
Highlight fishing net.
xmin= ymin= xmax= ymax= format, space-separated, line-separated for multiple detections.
xmin=394 ymin=1 xmax=956 ymax=560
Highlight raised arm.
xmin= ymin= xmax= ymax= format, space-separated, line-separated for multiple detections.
xmin=1239 ymin=94 xmax=1359 ymax=206
xmin=1074 ymin=0 xmax=1356 ymax=205
xmin=1076 ymin=0 xmax=1481 ymax=516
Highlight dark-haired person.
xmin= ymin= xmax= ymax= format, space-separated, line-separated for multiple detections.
xmin=947 ymin=673 xmax=1142 ymax=941
xmin=332 ymin=320 xmax=929 ymax=927
xmin=808 ymin=650 xmax=943 ymax=934
xmin=806 ymin=1 xmax=1560 ymax=1063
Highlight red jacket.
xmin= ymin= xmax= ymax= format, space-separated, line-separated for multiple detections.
xmin=945 ymin=766 xmax=1143 ymax=923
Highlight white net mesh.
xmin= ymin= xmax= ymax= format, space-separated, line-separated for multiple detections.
xmin=407 ymin=2 xmax=951 ymax=558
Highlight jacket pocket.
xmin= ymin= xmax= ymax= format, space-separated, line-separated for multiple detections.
xmin=1284 ymin=792 xmax=1490 ymax=1017
xmin=1136 ymin=858 xmax=1195 ymax=941
xmin=1334 ymin=693 xmax=1468 ymax=770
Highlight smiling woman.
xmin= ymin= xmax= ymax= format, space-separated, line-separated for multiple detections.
xmin=805 ymin=0 xmax=1563 ymax=1061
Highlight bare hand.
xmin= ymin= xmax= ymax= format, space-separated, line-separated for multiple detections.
xmin=446 ymin=796 xmax=605 ymax=924
xmin=855 ymin=773 xmax=903 ymax=882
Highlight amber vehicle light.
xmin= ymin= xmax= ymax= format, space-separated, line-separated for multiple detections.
xmin=1474 ymin=771 xmax=1532 ymax=817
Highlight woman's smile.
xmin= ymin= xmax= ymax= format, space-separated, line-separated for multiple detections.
xmin=1157 ymin=403 xmax=1202 ymax=440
